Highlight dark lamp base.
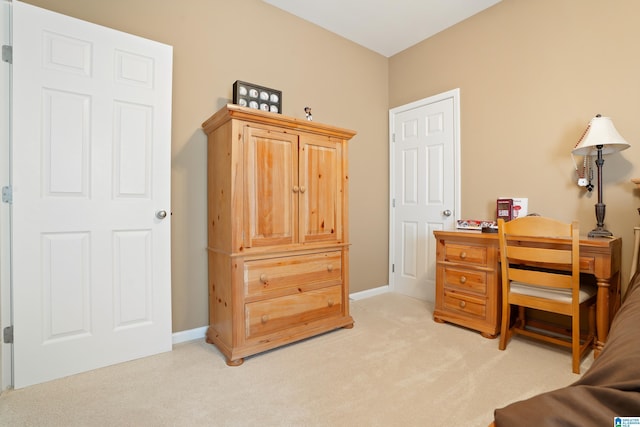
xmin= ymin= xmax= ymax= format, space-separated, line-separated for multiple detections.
xmin=588 ymin=227 xmax=613 ymax=238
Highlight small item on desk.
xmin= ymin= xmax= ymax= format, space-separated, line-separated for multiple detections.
xmin=497 ymin=197 xmax=528 ymax=221
xmin=496 ymin=198 xmax=513 ymax=222
xmin=456 ymin=219 xmax=497 ymax=230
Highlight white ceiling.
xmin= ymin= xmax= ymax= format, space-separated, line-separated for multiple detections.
xmin=262 ymin=0 xmax=502 ymax=57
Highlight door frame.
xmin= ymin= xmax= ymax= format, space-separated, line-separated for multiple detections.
xmin=388 ymin=88 xmax=461 ymax=296
xmin=1 ymin=0 xmax=12 ymax=392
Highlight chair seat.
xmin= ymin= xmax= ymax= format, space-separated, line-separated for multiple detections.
xmin=510 ymin=281 xmax=597 ymax=304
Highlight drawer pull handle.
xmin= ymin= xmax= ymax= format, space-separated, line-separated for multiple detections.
xmin=460 ymin=251 xmax=467 ymax=259
xmin=459 ymin=276 xmax=467 ymax=284
xmin=261 ymin=314 xmax=269 ymax=323
xmin=327 ymin=264 xmax=333 ymax=272
xmin=293 ymin=185 xmax=300 ymax=193
xmin=259 ymin=274 xmax=268 ymax=283
xmin=459 ymin=301 xmax=466 ymax=309
xmin=299 ymin=186 xmax=306 ymax=193
xmin=327 ymin=299 xmax=334 ymax=307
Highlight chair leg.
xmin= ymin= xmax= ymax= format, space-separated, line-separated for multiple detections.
xmin=516 ymin=306 xmax=526 ymax=329
xmin=572 ymin=312 xmax=580 ymax=374
xmin=499 ymin=302 xmax=511 ymax=350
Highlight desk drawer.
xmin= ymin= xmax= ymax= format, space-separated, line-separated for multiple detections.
xmin=443 ymin=267 xmax=487 ymax=294
xmin=579 ymin=256 xmax=595 ymax=273
xmin=443 ymin=290 xmax=486 ymax=319
xmin=444 ymin=243 xmax=487 ymax=266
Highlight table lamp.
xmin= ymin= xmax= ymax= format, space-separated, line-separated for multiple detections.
xmin=572 ymin=115 xmax=630 ymax=237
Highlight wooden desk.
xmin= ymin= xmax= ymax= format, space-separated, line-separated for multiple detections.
xmin=433 ymin=230 xmax=622 ymax=356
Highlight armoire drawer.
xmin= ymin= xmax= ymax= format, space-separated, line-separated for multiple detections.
xmin=443 ymin=266 xmax=487 ymax=294
xmin=245 ymin=285 xmax=343 ymax=339
xmin=244 ymin=251 xmax=342 ymax=299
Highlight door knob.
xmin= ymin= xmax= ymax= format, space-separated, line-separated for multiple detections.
xmin=443 ymin=209 xmax=452 ymax=217
xmin=156 ymin=210 xmax=168 ymax=219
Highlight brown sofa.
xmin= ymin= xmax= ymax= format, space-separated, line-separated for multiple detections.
xmin=491 ymin=270 xmax=640 ymax=426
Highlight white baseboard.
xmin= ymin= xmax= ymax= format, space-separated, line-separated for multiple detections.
xmin=171 ymin=286 xmax=390 ymax=344
xmin=349 ymin=285 xmax=389 ymax=300
xmin=172 ymin=326 xmax=208 ymax=345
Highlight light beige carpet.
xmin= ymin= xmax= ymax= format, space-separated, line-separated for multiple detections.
xmin=0 ymin=292 xmax=592 ymax=427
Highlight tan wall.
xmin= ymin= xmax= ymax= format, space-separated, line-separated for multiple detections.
xmin=390 ymin=0 xmax=640 ymax=293
xmin=21 ymin=0 xmax=390 ymax=332
xmin=17 ymin=0 xmax=640 ymax=334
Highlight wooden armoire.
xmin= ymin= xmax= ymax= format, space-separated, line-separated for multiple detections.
xmin=201 ymin=105 xmax=356 ymax=365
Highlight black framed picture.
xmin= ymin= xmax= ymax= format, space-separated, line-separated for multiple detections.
xmin=233 ymin=80 xmax=282 ymax=114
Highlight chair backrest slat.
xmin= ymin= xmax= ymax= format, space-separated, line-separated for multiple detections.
xmin=508 ymin=268 xmax=573 ymax=290
xmin=506 ymin=246 xmax=573 ymax=266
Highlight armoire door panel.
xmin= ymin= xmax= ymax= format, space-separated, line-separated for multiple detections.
xmin=243 ymin=126 xmax=298 ymax=247
xmin=299 ymin=135 xmax=342 ymax=244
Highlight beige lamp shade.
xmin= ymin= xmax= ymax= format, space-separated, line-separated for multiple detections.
xmin=572 ymin=116 xmax=630 ymax=155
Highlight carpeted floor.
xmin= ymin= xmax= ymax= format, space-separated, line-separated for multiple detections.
xmin=0 ymin=292 xmax=592 ymax=427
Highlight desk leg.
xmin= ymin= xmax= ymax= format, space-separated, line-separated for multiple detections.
xmin=594 ymin=272 xmax=621 ymax=358
xmin=594 ymin=278 xmax=610 ymax=357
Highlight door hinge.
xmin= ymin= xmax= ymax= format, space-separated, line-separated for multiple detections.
xmin=392 ymin=133 xmax=395 ymax=143
xmin=392 ymin=264 xmax=395 ymax=273
xmin=392 ymin=198 xmax=395 ymax=208
xmin=2 ymin=186 xmax=12 ymax=204
xmin=2 ymin=45 xmax=12 ymax=64
xmin=3 ymin=326 xmax=13 ymax=344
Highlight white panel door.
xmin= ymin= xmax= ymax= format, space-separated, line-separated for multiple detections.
xmin=11 ymin=1 xmax=173 ymax=388
xmin=389 ymin=90 xmax=459 ymax=301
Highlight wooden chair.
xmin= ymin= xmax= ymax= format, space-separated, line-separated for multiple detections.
xmin=497 ymin=216 xmax=596 ymax=374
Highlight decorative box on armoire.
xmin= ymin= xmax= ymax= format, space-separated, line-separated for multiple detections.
xmin=201 ymin=104 xmax=356 ymax=365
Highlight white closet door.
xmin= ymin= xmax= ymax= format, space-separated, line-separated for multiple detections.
xmin=390 ymin=90 xmax=459 ymax=301
xmin=11 ymin=0 xmax=173 ymax=388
